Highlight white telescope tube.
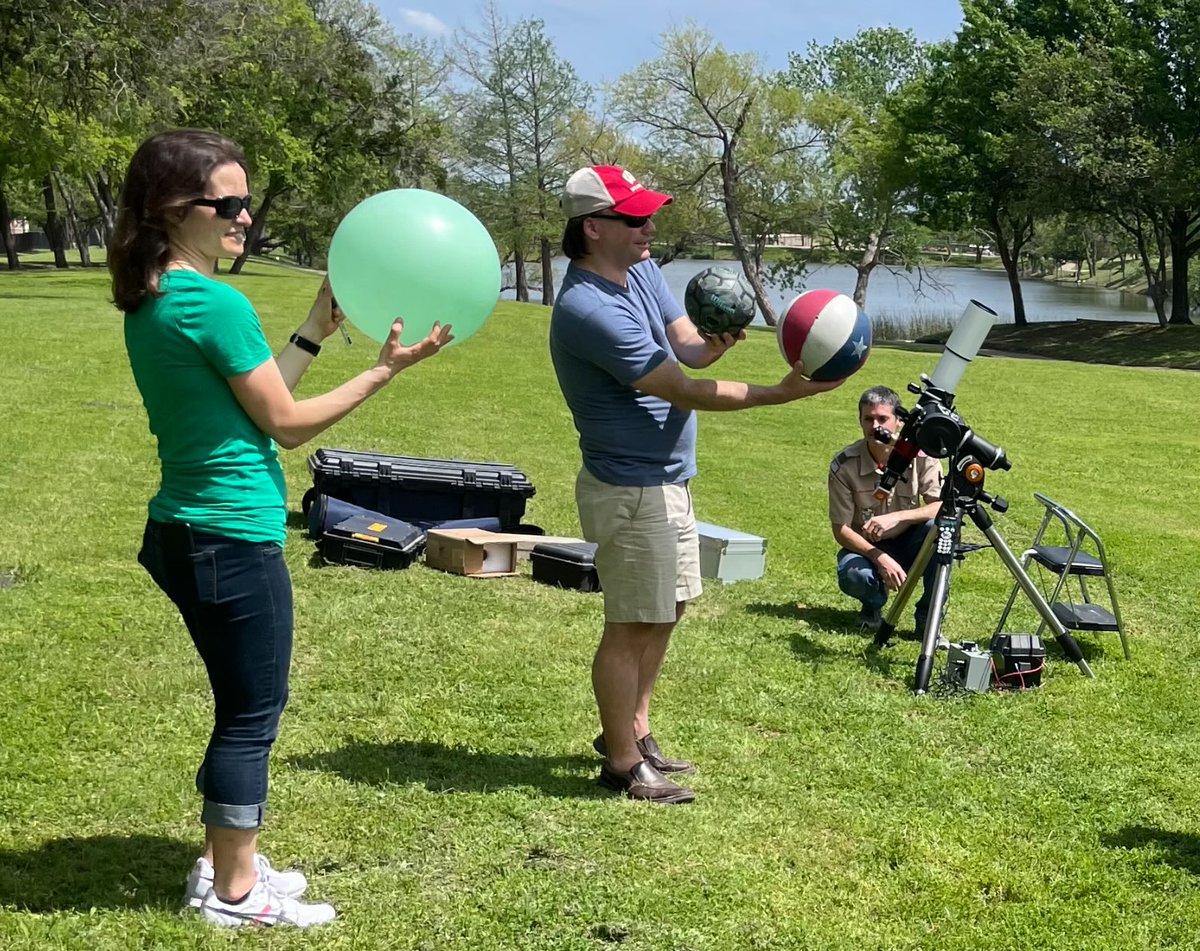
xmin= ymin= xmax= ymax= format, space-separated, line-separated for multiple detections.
xmin=928 ymin=300 xmax=998 ymax=394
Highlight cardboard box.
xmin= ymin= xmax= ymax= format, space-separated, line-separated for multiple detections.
xmin=425 ymin=529 xmax=518 ymax=577
xmin=424 ymin=529 xmax=586 ymax=576
xmin=510 ymin=534 xmax=585 ymax=560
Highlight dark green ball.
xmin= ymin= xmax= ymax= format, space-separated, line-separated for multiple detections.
xmin=684 ymin=266 xmax=757 ymax=334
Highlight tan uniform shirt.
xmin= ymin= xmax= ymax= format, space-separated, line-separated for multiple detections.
xmin=828 ymin=439 xmax=943 ymax=533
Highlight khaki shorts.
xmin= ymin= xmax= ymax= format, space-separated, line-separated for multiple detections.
xmin=575 ymin=468 xmax=702 ymax=624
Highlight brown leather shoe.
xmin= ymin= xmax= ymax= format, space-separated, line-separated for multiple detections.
xmin=597 ymin=759 xmax=696 ymax=804
xmin=592 ymin=733 xmax=696 ymax=774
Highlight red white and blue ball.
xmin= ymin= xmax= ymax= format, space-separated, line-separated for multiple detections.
xmin=776 ymin=289 xmax=872 ymax=381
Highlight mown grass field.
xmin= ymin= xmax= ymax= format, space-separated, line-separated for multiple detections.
xmin=2 ymin=260 xmax=1199 ymax=950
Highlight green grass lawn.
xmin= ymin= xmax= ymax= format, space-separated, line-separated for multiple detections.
xmin=973 ymin=320 xmax=1200 ymax=370
xmin=2 ymin=263 xmax=1200 ymax=950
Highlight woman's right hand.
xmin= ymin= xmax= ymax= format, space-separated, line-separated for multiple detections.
xmin=376 ymin=319 xmax=455 ymax=377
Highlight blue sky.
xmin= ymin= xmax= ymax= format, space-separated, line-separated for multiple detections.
xmin=374 ymin=0 xmax=966 ymax=87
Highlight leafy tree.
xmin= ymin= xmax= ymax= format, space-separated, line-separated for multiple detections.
xmin=897 ymin=19 xmax=1045 ymax=326
xmin=455 ymin=5 xmax=585 ymax=305
xmin=783 ymin=27 xmax=929 ymax=310
xmin=611 ymin=25 xmax=814 ymax=325
xmin=906 ymin=0 xmax=1200 ymax=326
xmin=172 ymin=0 xmax=446 ymax=275
xmin=1007 ymin=2 xmax=1200 ymax=325
xmin=0 ymin=0 xmax=185 ymax=268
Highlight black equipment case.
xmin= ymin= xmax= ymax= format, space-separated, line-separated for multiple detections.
xmin=319 ymin=513 xmax=426 ymax=570
xmin=306 ymin=448 xmax=535 ymax=530
xmin=530 ymin=542 xmax=601 ymax=592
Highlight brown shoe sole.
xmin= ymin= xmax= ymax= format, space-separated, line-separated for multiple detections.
xmin=597 ymin=766 xmax=696 ymax=805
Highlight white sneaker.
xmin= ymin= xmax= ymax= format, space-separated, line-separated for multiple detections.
xmin=183 ymin=854 xmax=308 ymax=909
xmin=199 ymin=876 xmax=336 ymax=928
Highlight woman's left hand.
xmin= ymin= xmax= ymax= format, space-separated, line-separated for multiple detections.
xmin=300 ymin=276 xmax=347 ymax=342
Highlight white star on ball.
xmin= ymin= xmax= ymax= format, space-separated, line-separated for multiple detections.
xmin=851 ymin=336 xmax=867 ymax=359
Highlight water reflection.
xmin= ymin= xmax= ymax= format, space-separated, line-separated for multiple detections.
xmin=503 ymin=258 xmax=1156 ymax=329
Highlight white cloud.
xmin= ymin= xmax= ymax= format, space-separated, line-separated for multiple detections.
xmin=398 ymin=8 xmax=451 ymax=36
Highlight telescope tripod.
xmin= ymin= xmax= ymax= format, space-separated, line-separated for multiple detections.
xmin=872 ymin=459 xmax=1096 ymax=695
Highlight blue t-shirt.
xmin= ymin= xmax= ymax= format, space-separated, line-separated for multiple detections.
xmin=549 ymin=260 xmax=697 ymax=486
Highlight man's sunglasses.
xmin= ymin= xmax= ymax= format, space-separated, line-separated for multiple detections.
xmin=190 ymin=195 xmax=253 ymax=219
xmin=590 ymin=212 xmax=652 ymax=228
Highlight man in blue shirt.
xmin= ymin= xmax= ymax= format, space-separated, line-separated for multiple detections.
xmin=550 ymin=165 xmax=841 ymax=804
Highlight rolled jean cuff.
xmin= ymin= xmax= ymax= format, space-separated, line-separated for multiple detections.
xmin=201 ymin=798 xmax=265 ymax=830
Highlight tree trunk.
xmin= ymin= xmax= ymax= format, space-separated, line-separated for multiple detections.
xmin=851 ymin=231 xmax=882 ymax=309
xmin=55 ymin=172 xmax=92 ymax=267
xmin=657 ymin=236 xmax=691 ymax=267
xmin=0 ymin=182 xmax=19 ymax=270
xmin=539 ymin=237 xmax=554 ymax=307
xmin=512 ymin=252 xmax=528 ymax=303
xmin=1118 ymin=211 xmax=1169 ymax=326
xmin=719 ymin=142 xmax=777 ymax=325
xmin=230 ymin=188 xmax=278 ymax=275
xmin=1167 ymin=206 xmax=1194 ymax=325
xmin=1139 ymin=236 xmax=1169 ymax=328
xmin=989 ymin=206 xmax=1032 ymax=326
xmin=42 ymin=175 xmax=69 ymax=268
xmin=98 ymin=169 xmax=118 ymax=237
xmin=84 ymin=170 xmax=116 ymax=248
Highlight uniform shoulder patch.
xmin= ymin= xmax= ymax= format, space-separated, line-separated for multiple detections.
xmin=830 ymin=450 xmax=852 ymax=475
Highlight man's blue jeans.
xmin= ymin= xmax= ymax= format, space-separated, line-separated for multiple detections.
xmin=138 ymin=519 xmax=293 ymax=829
xmin=836 ymin=520 xmax=936 ymax=629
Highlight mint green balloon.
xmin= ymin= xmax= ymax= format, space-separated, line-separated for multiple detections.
xmin=327 ymin=189 xmax=501 ymax=346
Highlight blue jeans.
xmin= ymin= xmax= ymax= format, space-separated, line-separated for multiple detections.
xmin=837 ymin=521 xmax=936 ymax=628
xmin=138 ymin=519 xmax=292 ymax=829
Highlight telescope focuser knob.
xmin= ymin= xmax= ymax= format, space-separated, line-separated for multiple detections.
xmin=992 ymin=496 xmax=1009 ymax=513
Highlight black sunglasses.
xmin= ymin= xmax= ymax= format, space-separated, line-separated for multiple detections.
xmin=190 ymin=195 xmax=253 ymax=219
xmin=590 ymin=212 xmax=652 ymax=228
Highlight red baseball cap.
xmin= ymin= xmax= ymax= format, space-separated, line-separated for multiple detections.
xmin=561 ymin=165 xmax=672 ymax=219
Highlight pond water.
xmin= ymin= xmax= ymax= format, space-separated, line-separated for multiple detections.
xmin=504 ymin=258 xmax=1157 ymax=330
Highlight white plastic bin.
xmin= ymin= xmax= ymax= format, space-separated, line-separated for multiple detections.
xmin=696 ymin=521 xmax=767 ymax=583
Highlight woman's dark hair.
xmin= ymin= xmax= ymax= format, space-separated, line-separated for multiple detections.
xmin=561 ymin=216 xmax=589 ymax=260
xmin=109 ymin=129 xmax=247 ymax=313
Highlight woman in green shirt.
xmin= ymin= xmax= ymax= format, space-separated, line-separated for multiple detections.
xmin=111 ymin=128 xmax=452 ymax=928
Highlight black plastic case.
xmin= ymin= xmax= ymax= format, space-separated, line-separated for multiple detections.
xmin=306 ymin=448 xmax=535 ymax=530
xmin=530 ymin=542 xmax=601 ymax=592
xmin=319 ymin=513 xmax=426 ymax=570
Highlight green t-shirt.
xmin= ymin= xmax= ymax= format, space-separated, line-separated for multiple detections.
xmin=124 ymin=269 xmax=287 ymax=544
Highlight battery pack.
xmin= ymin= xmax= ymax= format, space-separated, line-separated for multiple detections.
xmin=945 ymin=642 xmax=992 ymax=693
xmin=991 ymin=633 xmax=1046 ymax=689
